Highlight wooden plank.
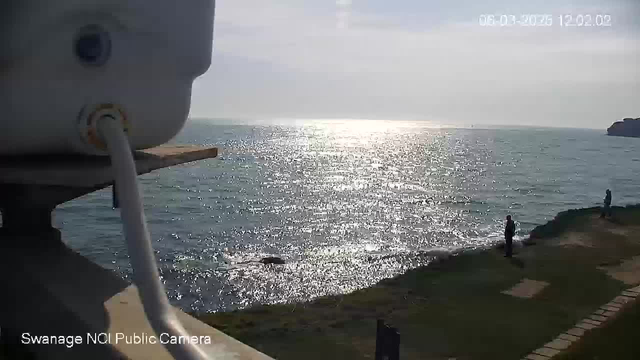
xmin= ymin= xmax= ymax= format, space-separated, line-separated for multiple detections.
xmin=0 ymin=145 xmax=218 ymax=188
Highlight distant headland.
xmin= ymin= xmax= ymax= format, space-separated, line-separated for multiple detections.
xmin=607 ymin=117 xmax=640 ymax=138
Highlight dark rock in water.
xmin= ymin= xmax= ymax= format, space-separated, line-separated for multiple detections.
xmin=260 ymin=256 xmax=285 ymax=265
xmin=607 ymin=117 xmax=640 ymax=138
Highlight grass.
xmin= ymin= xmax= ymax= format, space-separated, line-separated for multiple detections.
xmin=555 ymin=299 xmax=640 ymax=360
xmin=196 ymin=205 xmax=640 ymax=360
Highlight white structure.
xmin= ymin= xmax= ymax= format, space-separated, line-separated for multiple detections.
xmin=0 ymin=0 xmax=214 ymax=155
xmin=0 ymin=2 xmax=274 ymax=360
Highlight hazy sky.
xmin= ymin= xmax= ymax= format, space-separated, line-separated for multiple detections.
xmin=189 ymin=0 xmax=639 ymax=128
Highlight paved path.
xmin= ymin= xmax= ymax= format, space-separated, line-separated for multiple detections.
xmin=523 ymin=285 xmax=640 ymax=360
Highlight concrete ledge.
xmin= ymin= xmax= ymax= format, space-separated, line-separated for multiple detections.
xmin=106 ymin=287 xmax=273 ymax=360
xmin=0 ymin=238 xmax=272 ymax=360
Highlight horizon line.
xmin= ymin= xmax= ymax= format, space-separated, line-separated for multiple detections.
xmin=187 ymin=116 xmax=610 ymax=131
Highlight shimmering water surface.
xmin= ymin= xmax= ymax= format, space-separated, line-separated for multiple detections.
xmin=56 ymin=119 xmax=640 ymax=312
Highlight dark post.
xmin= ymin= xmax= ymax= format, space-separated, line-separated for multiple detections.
xmin=112 ymin=182 xmax=119 ymax=208
xmin=389 ymin=326 xmax=400 ymax=360
xmin=375 ymin=319 xmax=400 ymax=360
xmin=375 ymin=319 xmax=384 ymax=360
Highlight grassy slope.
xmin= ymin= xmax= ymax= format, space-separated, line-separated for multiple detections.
xmin=555 ymin=299 xmax=640 ymax=360
xmin=197 ymin=206 xmax=640 ymax=360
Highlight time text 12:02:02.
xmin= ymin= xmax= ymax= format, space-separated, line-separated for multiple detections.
xmin=558 ymin=14 xmax=612 ymax=27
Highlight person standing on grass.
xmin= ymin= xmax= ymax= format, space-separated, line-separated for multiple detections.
xmin=504 ymin=215 xmax=516 ymax=258
xmin=601 ymin=189 xmax=612 ymax=218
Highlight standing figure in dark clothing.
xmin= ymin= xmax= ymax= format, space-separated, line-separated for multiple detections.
xmin=504 ymin=215 xmax=516 ymax=258
xmin=601 ymin=189 xmax=612 ymax=218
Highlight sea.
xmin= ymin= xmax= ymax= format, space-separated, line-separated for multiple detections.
xmin=55 ymin=119 xmax=640 ymax=313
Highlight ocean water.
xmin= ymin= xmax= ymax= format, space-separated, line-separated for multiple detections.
xmin=55 ymin=119 xmax=640 ymax=313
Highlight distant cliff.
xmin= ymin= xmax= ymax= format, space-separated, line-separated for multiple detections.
xmin=607 ymin=118 xmax=640 ymax=137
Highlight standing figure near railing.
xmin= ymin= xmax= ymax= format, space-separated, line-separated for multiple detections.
xmin=504 ymin=215 xmax=516 ymax=258
xmin=601 ymin=189 xmax=612 ymax=218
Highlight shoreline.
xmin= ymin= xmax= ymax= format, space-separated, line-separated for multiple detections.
xmin=195 ymin=204 xmax=640 ymax=360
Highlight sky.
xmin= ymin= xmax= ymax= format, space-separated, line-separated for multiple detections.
xmin=189 ymin=0 xmax=640 ymax=129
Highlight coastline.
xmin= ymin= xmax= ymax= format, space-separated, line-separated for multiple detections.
xmin=195 ymin=204 xmax=640 ymax=360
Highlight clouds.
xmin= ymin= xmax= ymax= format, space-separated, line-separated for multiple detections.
xmin=336 ymin=0 xmax=352 ymax=29
xmin=191 ymin=0 xmax=640 ymax=128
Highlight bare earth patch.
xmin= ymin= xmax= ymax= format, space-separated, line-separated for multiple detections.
xmin=551 ymin=232 xmax=593 ymax=248
xmin=501 ymin=278 xmax=550 ymax=299
xmin=606 ymin=227 xmax=631 ymax=237
xmin=598 ymin=256 xmax=640 ymax=285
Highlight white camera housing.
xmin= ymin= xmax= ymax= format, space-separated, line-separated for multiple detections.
xmin=0 ymin=0 xmax=214 ymax=155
